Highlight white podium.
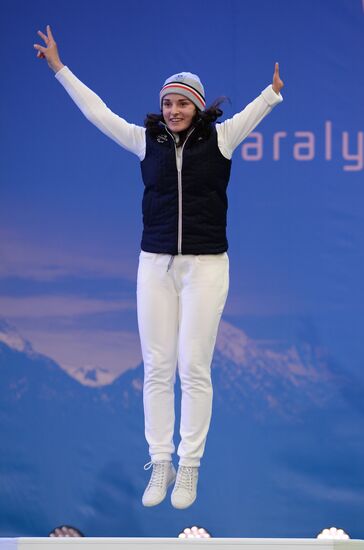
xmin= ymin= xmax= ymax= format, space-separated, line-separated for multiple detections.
xmin=0 ymin=539 xmax=363 ymax=550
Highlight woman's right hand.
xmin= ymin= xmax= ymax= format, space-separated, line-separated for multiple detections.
xmin=33 ymin=25 xmax=64 ymax=73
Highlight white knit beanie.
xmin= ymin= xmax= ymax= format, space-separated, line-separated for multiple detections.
xmin=160 ymin=72 xmax=206 ymax=111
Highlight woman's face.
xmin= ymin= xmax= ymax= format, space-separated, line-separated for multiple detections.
xmin=162 ymin=94 xmax=197 ymax=132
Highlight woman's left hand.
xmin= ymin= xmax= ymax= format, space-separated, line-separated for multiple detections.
xmin=272 ymin=62 xmax=284 ymax=94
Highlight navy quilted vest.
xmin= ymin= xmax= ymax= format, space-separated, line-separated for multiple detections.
xmin=140 ymin=123 xmax=232 ymax=255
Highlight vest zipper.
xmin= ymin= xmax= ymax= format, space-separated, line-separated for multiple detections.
xmin=163 ymin=124 xmax=195 ymax=256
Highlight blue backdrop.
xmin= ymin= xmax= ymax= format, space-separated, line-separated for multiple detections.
xmin=1 ymin=0 xmax=363 ymax=540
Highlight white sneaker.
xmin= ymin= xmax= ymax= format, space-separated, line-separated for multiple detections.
xmin=171 ymin=466 xmax=199 ymax=509
xmin=142 ymin=460 xmax=176 ymax=507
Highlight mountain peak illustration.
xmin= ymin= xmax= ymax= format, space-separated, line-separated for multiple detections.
xmin=0 ymin=315 xmax=338 ymax=420
xmin=65 ymin=363 xmax=115 ymax=387
xmin=0 ymin=319 xmax=34 ymax=355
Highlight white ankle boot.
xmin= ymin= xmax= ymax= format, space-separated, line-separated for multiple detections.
xmin=142 ymin=460 xmax=176 ymax=507
xmin=171 ymin=466 xmax=199 ymax=509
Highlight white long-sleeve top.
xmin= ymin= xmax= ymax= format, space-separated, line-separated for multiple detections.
xmin=54 ymin=66 xmax=283 ymax=161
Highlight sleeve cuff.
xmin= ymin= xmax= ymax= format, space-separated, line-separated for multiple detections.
xmin=261 ymin=84 xmax=283 ymax=106
xmin=54 ymin=65 xmax=69 ymax=80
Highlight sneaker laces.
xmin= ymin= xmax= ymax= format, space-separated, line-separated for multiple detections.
xmin=175 ymin=466 xmax=195 ymax=492
xmin=144 ymin=461 xmax=169 ymax=489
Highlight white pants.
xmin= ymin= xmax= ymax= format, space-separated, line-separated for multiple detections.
xmin=136 ymin=250 xmax=229 ymax=467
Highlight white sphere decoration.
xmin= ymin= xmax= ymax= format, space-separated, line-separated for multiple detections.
xmin=317 ymin=527 xmax=350 ymax=540
xmin=178 ymin=525 xmax=212 ymax=538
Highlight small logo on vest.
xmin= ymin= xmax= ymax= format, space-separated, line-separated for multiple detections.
xmin=156 ymin=134 xmax=168 ymax=143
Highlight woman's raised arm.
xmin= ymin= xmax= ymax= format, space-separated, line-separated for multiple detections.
xmin=33 ymin=26 xmax=146 ymax=159
xmin=216 ymin=62 xmax=284 ymax=159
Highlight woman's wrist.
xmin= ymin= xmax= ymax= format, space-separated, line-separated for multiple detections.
xmin=51 ymin=61 xmax=65 ymax=74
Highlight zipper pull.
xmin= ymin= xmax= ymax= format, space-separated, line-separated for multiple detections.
xmin=167 ymin=255 xmax=175 ymax=272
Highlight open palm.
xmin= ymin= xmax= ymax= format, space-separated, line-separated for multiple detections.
xmin=272 ymin=62 xmax=284 ymax=94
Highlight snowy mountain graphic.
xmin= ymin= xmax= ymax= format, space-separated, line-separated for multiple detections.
xmin=1 ymin=316 xmax=363 ymax=538
xmin=0 ymin=319 xmax=34 ymax=354
xmin=0 ymin=317 xmax=335 ymax=419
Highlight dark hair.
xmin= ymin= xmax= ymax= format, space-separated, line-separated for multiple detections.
xmin=144 ymin=97 xmax=230 ymax=144
xmin=48 ymin=525 xmax=85 ymax=537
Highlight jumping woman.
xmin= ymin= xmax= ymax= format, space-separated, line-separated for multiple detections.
xmin=34 ymin=24 xmax=284 ymax=510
